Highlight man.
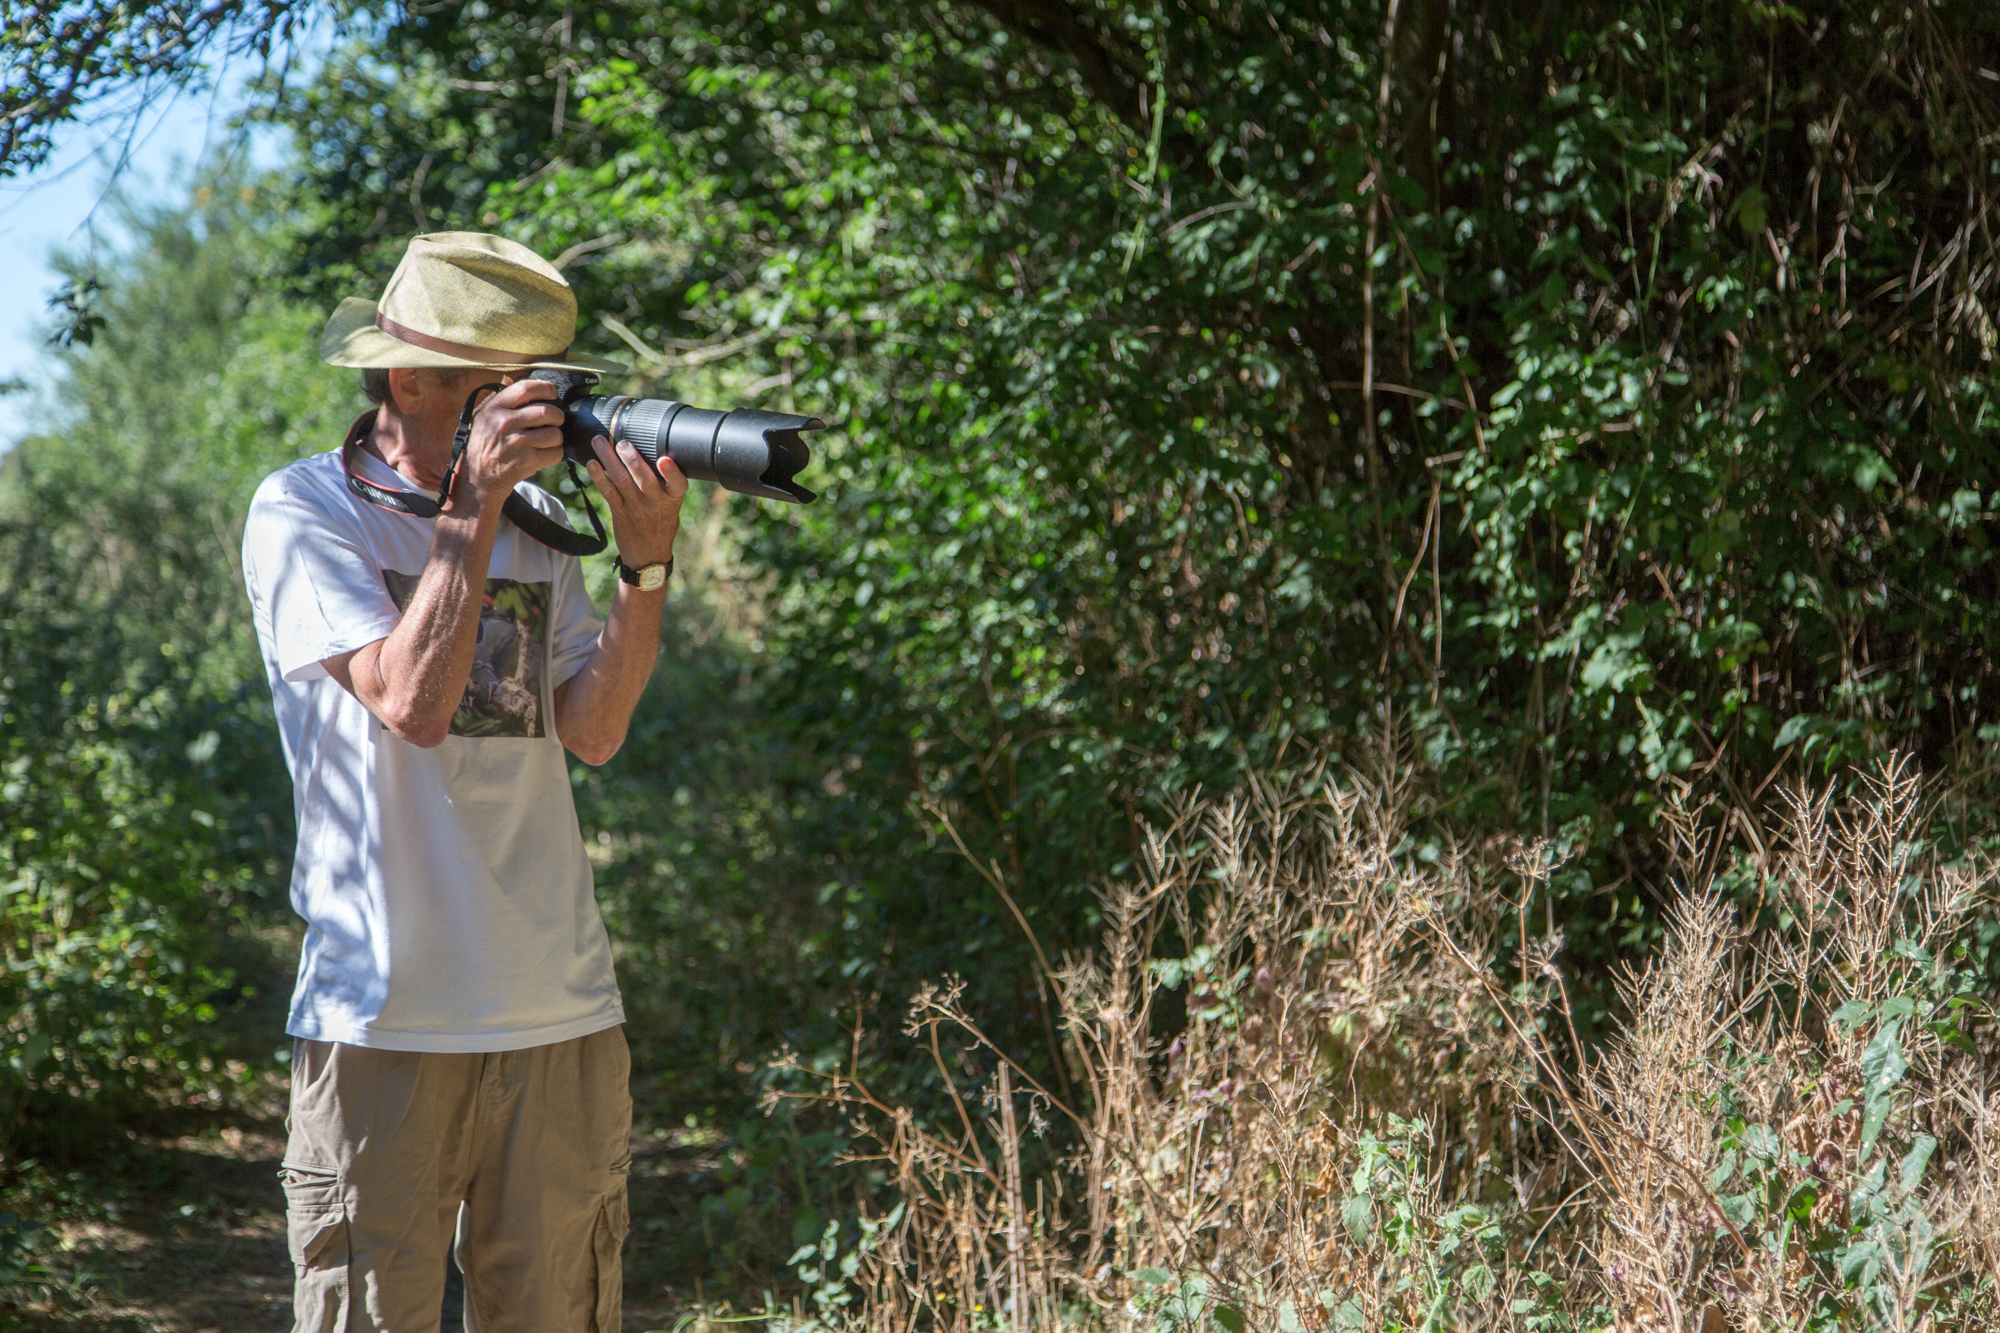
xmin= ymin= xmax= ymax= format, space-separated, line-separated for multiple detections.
xmin=242 ymin=232 xmax=684 ymax=1332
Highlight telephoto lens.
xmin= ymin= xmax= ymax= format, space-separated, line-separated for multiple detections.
xmin=526 ymin=368 xmax=821 ymax=504
xmin=574 ymin=394 xmax=821 ymax=504
xmin=528 ymin=366 xmax=824 ymax=500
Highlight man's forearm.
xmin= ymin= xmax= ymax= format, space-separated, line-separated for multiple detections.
xmin=553 ymin=583 xmax=665 ymax=765
xmin=332 ymin=506 xmax=501 ymax=747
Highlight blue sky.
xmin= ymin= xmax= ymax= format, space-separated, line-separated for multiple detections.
xmin=0 ymin=65 xmax=289 ymax=451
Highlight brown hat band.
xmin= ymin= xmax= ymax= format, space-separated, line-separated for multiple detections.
xmin=373 ymin=311 xmax=570 ymax=365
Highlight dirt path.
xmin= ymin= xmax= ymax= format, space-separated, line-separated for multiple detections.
xmin=5 ymin=1119 xmax=291 ymax=1332
xmin=3 ymin=1104 xmax=739 ymax=1332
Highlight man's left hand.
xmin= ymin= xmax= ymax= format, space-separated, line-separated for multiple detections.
xmin=585 ymin=435 xmax=688 ymax=571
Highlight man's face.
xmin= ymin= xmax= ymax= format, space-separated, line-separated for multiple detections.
xmin=388 ymin=366 xmax=520 ymax=457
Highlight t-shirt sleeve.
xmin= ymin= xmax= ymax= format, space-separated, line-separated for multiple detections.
xmin=243 ymin=473 xmax=402 ymax=682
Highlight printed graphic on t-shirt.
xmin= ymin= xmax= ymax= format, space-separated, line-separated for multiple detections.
xmin=383 ymin=572 xmax=550 ymax=737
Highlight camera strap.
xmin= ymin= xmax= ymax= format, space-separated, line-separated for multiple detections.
xmin=340 ymin=386 xmax=610 ymax=558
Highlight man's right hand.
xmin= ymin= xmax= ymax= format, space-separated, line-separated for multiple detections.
xmin=455 ymin=377 xmax=567 ymax=509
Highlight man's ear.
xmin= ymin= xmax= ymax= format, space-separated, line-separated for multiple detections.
xmin=386 ymin=367 xmax=426 ymax=415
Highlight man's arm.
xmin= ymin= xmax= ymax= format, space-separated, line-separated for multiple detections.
xmin=323 ymin=505 xmax=501 ymax=746
xmin=552 ymin=434 xmax=688 ymax=765
xmin=325 ymin=380 xmax=567 ymax=745
xmin=551 ymin=581 xmax=665 ymax=765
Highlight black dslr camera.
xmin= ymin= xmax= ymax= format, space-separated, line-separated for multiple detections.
xmin=528 ymin=368 xmax=820 ymax=504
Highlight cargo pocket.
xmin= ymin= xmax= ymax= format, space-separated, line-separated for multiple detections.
xmin=589 ymin=1172 xmax=629 ymax=1333
xmin=279 ymin=1163 xmax=351 ymax=1333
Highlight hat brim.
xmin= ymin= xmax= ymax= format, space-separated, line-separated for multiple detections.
xmin=319 ymin=298 xmax=629 ymax=375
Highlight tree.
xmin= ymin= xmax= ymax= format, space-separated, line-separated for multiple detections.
xmin=0 ymin=171 xmax=352 ymax=1141
xmin=263 ymin=1 xmax=2000 ymax=986
xmin=0 ymin=0 xmax=310 ymax=176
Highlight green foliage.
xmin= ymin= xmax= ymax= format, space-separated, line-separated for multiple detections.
xmin=1127 ymin=1267 xmax=1243 ymax=1333
xmin=1688 ymin=977 xmax=1992 ymax=1329
xmin=8 ymin=0 xmax=2000 ymax=1307
xmin=1337 ymin=1116 xmax=1520 ymax=1333
xmin=0 ymin=172 xmax=352 ymax=1142
xmin=0 ymin=0 xmax=306 ymax=177
xmin=0 ymin=1210 xmax=51 ymax=1301
xmin=771 ymin=1204 xmax=905 ymax=1330
xmin=264 ymin=1 xmax=2000 ymax=1038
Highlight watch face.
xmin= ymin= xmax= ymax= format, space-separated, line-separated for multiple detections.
xmin=637 ymin=563 xmax=668 ymax=591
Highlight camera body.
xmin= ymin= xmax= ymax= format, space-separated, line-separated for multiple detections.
xmin=527 ymin=368 xmax=820 ymax=505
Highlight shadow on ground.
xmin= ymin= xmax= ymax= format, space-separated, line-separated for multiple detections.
xmin=2 ymin=1098 xmax=737 ymax=1332
xmin=3 ymin=1112 xmax=291 ymax=1332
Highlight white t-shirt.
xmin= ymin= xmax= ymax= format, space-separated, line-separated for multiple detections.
xmin=242 ymin=418 xmax=623 ymax=1052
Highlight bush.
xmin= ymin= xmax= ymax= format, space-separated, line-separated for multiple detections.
xmin=766 ymin=755 xmax=1997 ymax=1330
xmin=0 ymin=173 xmax=352 ymax=1143
xmin=269 ymin=0 xmax=2000 ymax=1004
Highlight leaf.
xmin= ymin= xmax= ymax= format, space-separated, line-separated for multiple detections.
xmin=1443 ymin=1204 xmax=1488 ymax=1229
xmin=1132 ymin=1268 xmax=1173 ymax=1288
xmin=1861 ymin=1020 xmax=1907 ymax=1103
xmin=1580 ymin=632 xmax=1650 ymax=694
xmin=1839 ymin=1239 xmax=1881 ymax=1282
xmin=1213 ymin=1304 xmax=1247 ymax=1333
xmin=1876 ymin=995 xmax=1917 ymax=1020
xmin=1732 ymin=186 xmax=1769 ymax=237
xmin=1742 ymin=1123 xmax=1782 ymax=1161
xmin=1861 ymin=1096 xmax=1893 ymax=1157
xmin=46 ymin=278 xmax=107 ymax=349
xmin=1900 ymin=1135 xmax=1937 ymax=1192
xmin=1930 ymin=1020 xmax=1981 ymax=1056
xmin=1341 ymin=1193 xmax=1374 ymax=1243
xmin=1852 ymin=452 xmax=1898 ymax=494
xmin=1860 ymin=1020 xmax=1906 ymax=1154
xmin=1773 ymin=713 xmax=1817 ymax=748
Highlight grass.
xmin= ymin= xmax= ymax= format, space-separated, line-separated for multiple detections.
xmin=3 ymin=754 xmax=1994 ymax=1331
xmin=766 ymin=753 xmax=1999 ymax=1331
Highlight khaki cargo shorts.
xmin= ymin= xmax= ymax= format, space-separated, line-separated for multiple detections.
xmin=279 ymin=1026 xmax=631 ymax=1333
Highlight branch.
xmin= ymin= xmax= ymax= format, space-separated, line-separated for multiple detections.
xmin=0 ymin=0 xmax=303 ymax=177
xmin=968 ymin=0 xmax=1146 ymax=134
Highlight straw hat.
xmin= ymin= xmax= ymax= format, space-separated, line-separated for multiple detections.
xmin=319 ymin=231 xmax=628 ymax=374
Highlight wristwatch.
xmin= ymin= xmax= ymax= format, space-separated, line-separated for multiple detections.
xmin=614 ymin=555 xmax=673 ymax=591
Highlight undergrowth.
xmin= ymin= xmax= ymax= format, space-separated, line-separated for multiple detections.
xmin=759 ymin=755 xmax=1997 ymax=1331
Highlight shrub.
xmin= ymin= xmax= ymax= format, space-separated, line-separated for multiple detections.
xmin=0 ymin=173 xmax=350 ymax=1144
xmin=764 ymin=755 xmax=1996 ymax=1330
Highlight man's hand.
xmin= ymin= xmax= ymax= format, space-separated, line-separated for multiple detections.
xmin=456 ymin=378 xmax=567 ymax=508
xmin=585 ymin=434 xmax=688 ymax=569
